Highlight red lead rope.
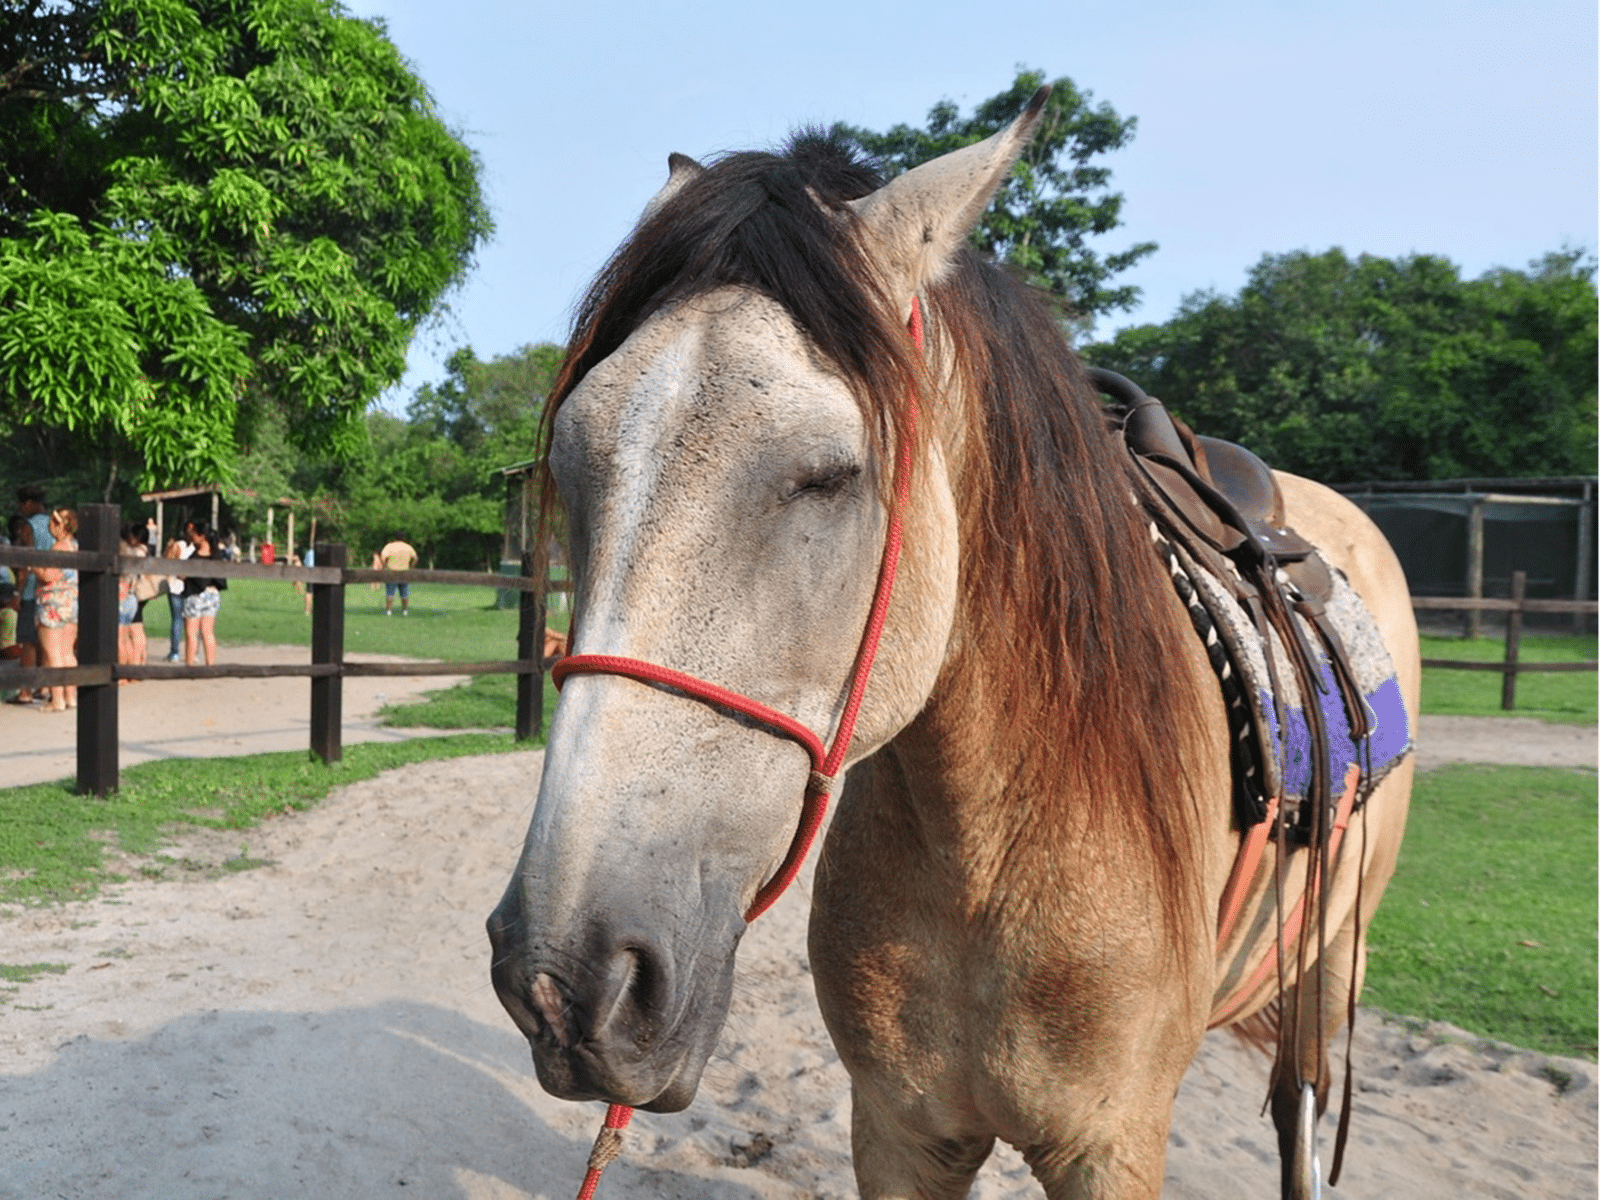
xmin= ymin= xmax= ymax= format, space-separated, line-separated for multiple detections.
xmin=556 ymin=298 xmax=924 ymax=1198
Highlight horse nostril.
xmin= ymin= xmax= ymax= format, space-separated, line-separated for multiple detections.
xmin=531 ymin=972 xmax=576 ymax=1048
xmin=624 ymin=947 xmax=660 ymax=1010
xmin=609 ymin=943 xmax=671 ymax=1043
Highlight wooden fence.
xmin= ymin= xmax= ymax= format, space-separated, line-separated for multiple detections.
xmin=0 ymin=504 xmax=552 ymax=795
xmin=1413 ymin=570 xmax=1599 ymax=710
xmin=9 ymin=508 xmax=1594 ymax=789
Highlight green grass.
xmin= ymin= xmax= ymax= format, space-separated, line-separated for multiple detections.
xmin=1420 ymin=632 xmax=1597 ymax=723
xmin=0 ymin=574 xmax=555 ymax=907
xmin=377 ymin=670 xmax=559 ymax=730
xmin=1363 ymin=763 xmax=1598 ymax=1059
xmin=0 ymin=734 xmax=526 ymax=907
xmin=151 ymin=575 xmax=533 ymax=663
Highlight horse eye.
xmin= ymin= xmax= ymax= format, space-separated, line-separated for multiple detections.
xmin=787 ymin=463 xmax=862 ymax=501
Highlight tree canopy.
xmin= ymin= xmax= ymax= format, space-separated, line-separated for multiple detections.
xmin=835 ymin=67 xmax=1155 ymax=325
xmin=1084 ymin=247 xmax=1598 ymax=483
xmin=0 ymin=0 xmax=491 ymax=490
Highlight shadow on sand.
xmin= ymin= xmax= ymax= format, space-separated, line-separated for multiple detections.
xmin=3 ymin=998 xmax=771 ymax=1200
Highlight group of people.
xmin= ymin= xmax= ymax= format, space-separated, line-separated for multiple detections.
xmin=1 ymin=508 xmax=428 ymax=707
xmin=1 ymin=490 xmax=229 ymax=709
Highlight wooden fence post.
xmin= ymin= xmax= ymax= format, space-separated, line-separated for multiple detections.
xmin=515 ymin=550 xmax=544 ymax=742
xmin=1465 ymin=497 xmax=1485 ymax=639
xmin=1501 ymin=569 xmax=1526 ymax=711
xmin=77 ymin=504 xmax=120 ymax=795
xmin=310 ymin=543 xmax=347 ymax=763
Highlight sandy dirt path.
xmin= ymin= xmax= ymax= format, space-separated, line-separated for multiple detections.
xmin=1 ymin=715 xmax=1593 ymax=1198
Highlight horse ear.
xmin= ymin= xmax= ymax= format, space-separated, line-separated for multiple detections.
xmin=848 ymin=86 xmax=1050 ymax=304
xmin=638 ymin=152 xmax=705 ymax=225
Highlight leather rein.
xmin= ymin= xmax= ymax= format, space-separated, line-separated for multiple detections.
xmin=554 ymin=298 xmax=923 ymax=1199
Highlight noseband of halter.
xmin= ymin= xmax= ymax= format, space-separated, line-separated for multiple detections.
xmin=551 ymin=296 xmax=923 ymax=926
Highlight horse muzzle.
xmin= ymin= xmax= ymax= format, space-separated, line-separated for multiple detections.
xmin=486 ymin=883 xmax=742 ymax=1112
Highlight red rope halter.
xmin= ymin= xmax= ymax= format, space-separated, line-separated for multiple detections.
xmin=556 ymin=298 xmax=924 ymax=1199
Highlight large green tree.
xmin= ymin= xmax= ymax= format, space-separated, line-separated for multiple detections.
xmin=0 ymin=0 xmax=491 ymax=491
xmin=1085 ymin=248 xmax=1598 ymax=483
xmin=835 ymin=67 xmax=1155 ymax=325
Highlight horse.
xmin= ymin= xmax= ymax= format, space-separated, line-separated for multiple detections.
xmin=488 ymin=90 xmax=1417 ymax=1199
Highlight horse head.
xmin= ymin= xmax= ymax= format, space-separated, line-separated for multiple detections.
xmin=488 ymin=94 xmax=1050 ymax=1111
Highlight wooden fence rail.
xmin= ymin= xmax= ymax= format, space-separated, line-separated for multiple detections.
xmin=0 ymin=504 xmax=553 ymax=795
xmin=1413 ymin=570 xmax=1599 ymax=710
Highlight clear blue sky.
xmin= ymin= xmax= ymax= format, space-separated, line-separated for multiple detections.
xmin=343 ymin=0 xmax=1599 ymax=410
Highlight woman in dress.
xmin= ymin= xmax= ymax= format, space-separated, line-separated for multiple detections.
xmin=33 ymin=507 xmax=79 ymax=712
xmin=182 ymin=523 xmax=224 ymax=666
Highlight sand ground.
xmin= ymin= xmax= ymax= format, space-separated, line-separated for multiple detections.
xmin=0 ymin=663 xmax=1594 ymax=1198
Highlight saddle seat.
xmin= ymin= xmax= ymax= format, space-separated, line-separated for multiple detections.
xmin=1116 ymin=383 xmax=1312 ymax=566
xmin=1196 ymin=435 xmax=1281 ymax=532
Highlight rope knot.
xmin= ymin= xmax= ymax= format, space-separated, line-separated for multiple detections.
xmin=586 ymin=1125 xmax=626 ymax=1172
xmin=807 ymin=769 xmax=835 ymax=796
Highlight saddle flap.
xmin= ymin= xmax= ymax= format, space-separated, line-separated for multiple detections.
xmin=1197 ymin=435 xmax=1284 ymax=528
xmin=1138 ymin=457 xmax=1248 ymax=557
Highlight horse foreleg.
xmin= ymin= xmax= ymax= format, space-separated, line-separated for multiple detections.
xmin=849 ymin=1087 xmax=995 ymax=1200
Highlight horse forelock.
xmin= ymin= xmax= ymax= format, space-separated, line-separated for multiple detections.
xmin=542 ymin=132 xmax=923 ymax=471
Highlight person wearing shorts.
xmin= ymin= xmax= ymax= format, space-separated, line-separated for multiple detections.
xmin=378 ymin=533 xmax=418 ymax=615
xmin=119 ymin=524 xmax=151 ymax=672
xmin=11 ymin=491 xmax=49 ymax=701
xmin=181 ymin=524 xmax=224 ymax=665
xmin=33 ymin=507 xmax=79 ymax=711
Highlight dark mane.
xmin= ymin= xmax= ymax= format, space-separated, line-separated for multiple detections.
xmin=929 ymin=257 xmax=1211 ymax=947
xmin=543 ymin=133 xmax=1210 ymax=952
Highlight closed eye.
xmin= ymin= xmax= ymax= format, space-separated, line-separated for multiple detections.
xmin=785 ymin=462 xmax=862 ymax=502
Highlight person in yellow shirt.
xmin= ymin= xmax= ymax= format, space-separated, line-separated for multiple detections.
xmin=378 ymin=533 xmax=419 ymax=616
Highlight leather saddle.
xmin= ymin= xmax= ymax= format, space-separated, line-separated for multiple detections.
xmin=1087 ymin=368 xmax=1369 ymax=840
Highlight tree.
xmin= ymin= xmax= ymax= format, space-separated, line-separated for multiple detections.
xmin=339 ymin=343 xmax=560 ymax=568
xmin=404 ymin=343 xmax=563 ymax=457
xmin=1084 ymin=248 xmax=1598 ymax=483
xmin=0 ymin=0 xmax=492 ymax=491
xmin=835 ymin=67 xmax=1155 ymax=325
